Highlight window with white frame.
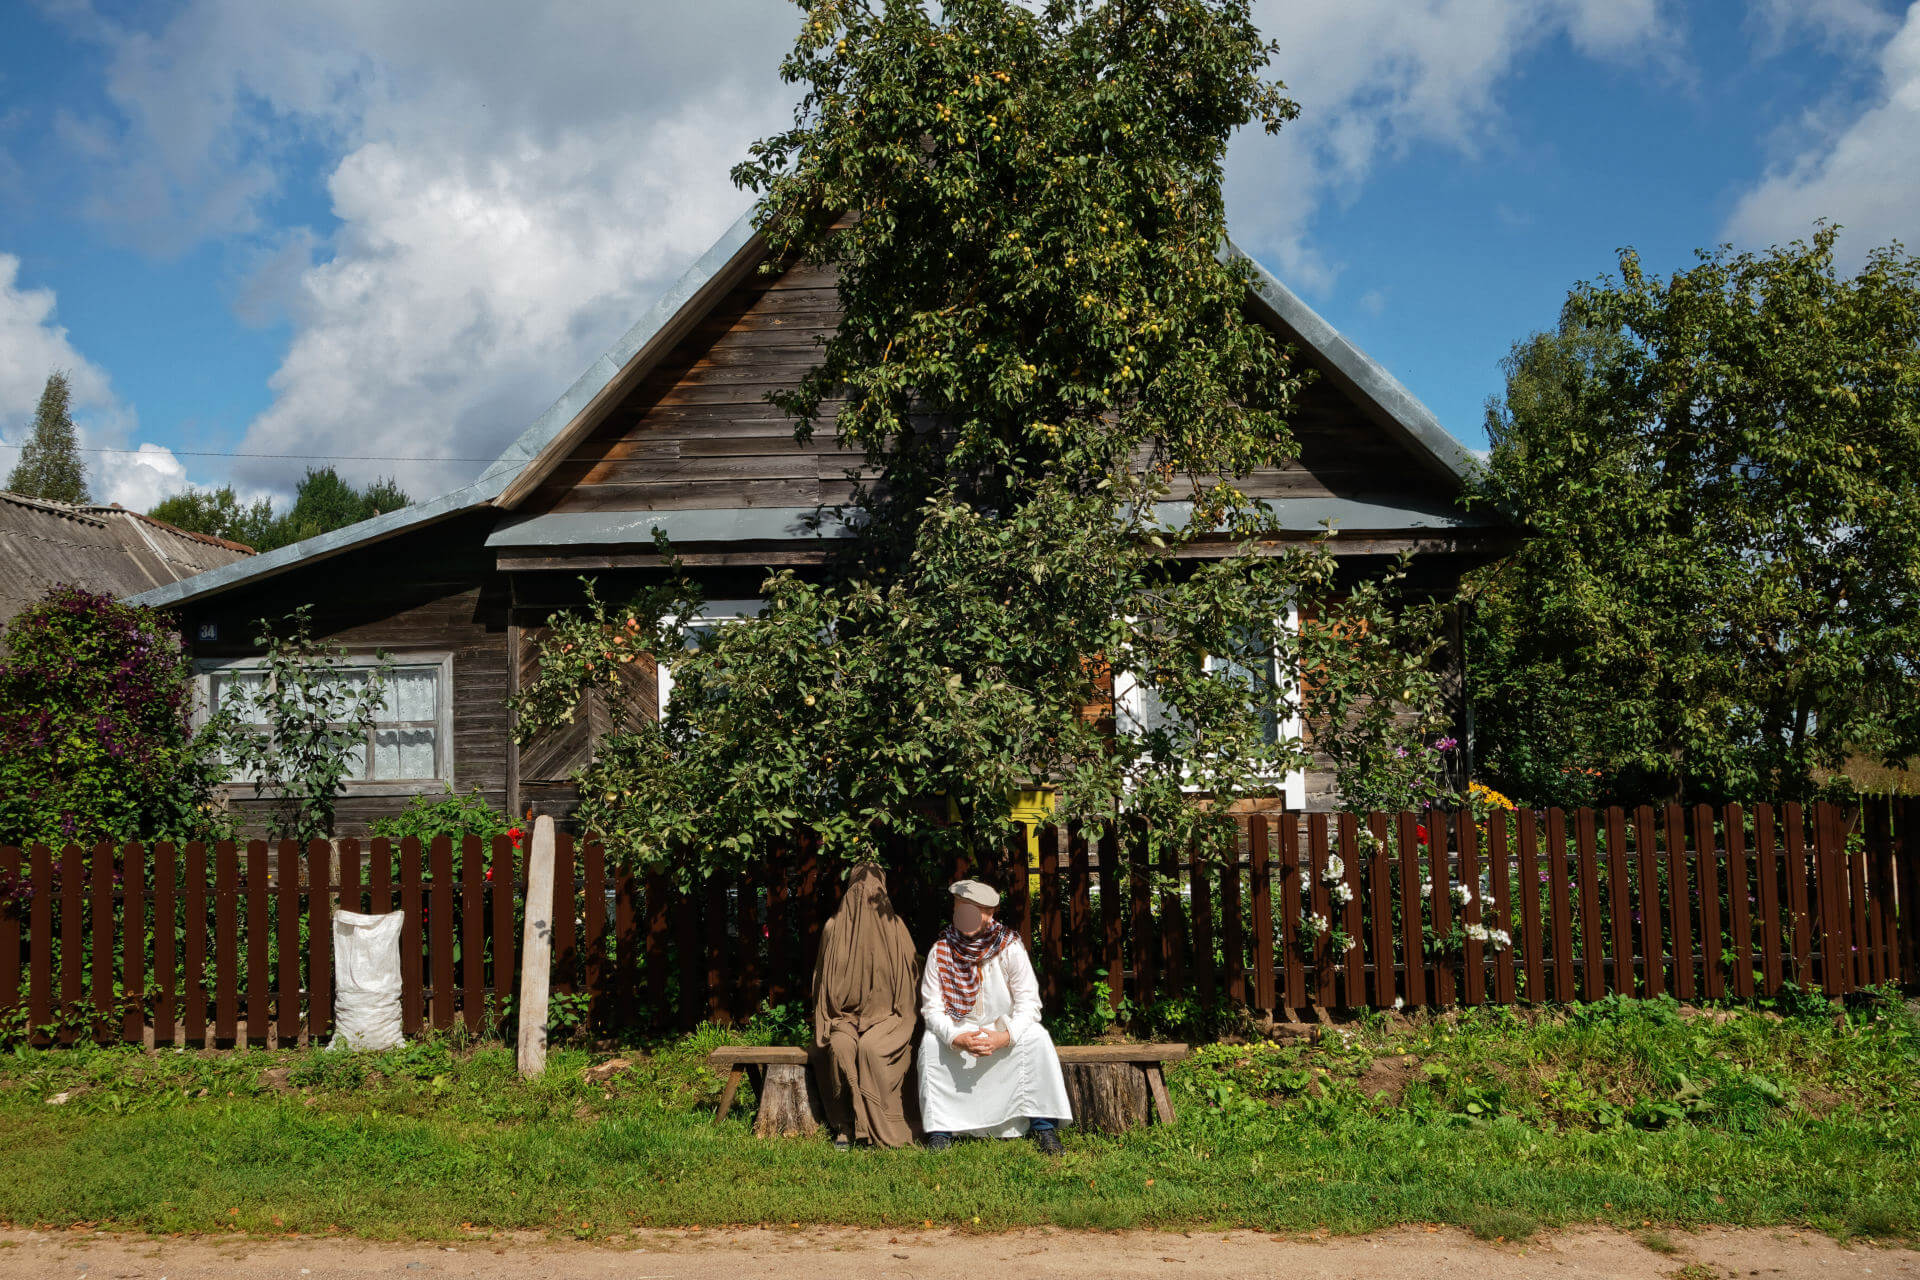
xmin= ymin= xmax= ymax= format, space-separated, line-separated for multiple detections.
xmin=1112 ymin=609 xmax=1306 ymax=808
xmin=654 ymin=600 xmax=764 ymax=716
xmin=198 ymin=654 xmax=454 ymax=789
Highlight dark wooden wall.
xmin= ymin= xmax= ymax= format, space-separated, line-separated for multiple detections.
xmin=180 ymin=513 xmax=512 ymax=836
xmin=521 ymin=259 xmax=1455 ymax=520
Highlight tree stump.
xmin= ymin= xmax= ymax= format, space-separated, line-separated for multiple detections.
xmin=752 ymin=1063 xmax=823 ymax=1138
xmin=1062 ymin=1062 xmax=1151 ymax=1134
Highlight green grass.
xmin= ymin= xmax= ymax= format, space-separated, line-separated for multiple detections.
xmin=1 ymin=992 xmax=1917 ymax=1241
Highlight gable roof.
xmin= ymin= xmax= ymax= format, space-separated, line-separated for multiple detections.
xmin=1 ymin=491 xmax=253 ymax=626
xmin=131 ymin=208 xmax=1484 ymax=611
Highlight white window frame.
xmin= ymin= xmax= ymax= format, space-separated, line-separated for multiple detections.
xmin=193 ymin=651 xmax=456 ymax=797
xmin=655 ymin=600 xmax=764 ymax=717
xmin=1112 ymin=607 xmax=1307 ymax=809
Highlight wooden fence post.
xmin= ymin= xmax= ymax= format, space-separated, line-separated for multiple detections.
xmin=517 ymin=816 xmax=557 ymax=1078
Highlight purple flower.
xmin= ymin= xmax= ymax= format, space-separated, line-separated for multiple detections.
xmin=1434 ymin=737 xmax=1459 ymax=752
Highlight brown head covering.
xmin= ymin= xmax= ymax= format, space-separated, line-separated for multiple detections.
xmin=810 ymin=865 xmax=920 ymax=1148
xmin=813 ymin=865 xmax=918 ymax=1043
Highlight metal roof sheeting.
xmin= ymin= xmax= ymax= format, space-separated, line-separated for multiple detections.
xmin=0 ymin=492 xmax=253 ymax=627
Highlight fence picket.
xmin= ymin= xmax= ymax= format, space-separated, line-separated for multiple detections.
xmin=213 ymin=841 xmax=238 ymax=1044
xmin=1753 ymin=804 xmax=1783 ymax=995
xmin=91 ymin=843 xmax=114 ymax=1044
xmin=1898 ymin=798 xmax=1920 ymax=979
xmin=1633 ymin=807 xmax=1662 ymax=997
xmin=1128 ymin=823 xmax=1155 ymax=1010
xmin=614 ymin=863 xmax=640 ymax=1030
xmin=1575 ymin=809 xmax=1603 ymax=1002
xmin=1814 ymin=803 xmax=1843 ymax=994
xmin=1725 ymin=803 xmax=1754 ymax=998
xmin=1516 ymin=810 xmax=1544 ymax=1003
xmin=1068 ymin=828 xmax=1092 ymax=1001
xmin=1249 ymin=817 xmax=1275 ymax=1014
xmin=1692 ymin=805 xmax=1724 ymax=1000
xmin=1664 ymin=805 xmax=1695 ymax=999
xmin=1457 ymin=811 xmax=1483 ymax=1006
xmin=276 ymin=840 xmax=300 ymax=1045
xmin=30 ymin=846 xmax=53 ymax=1045
xmin=1099 ymin=826 xmax=1126 ymax=1012
xmin=1161 ymin=836 xmax=1187 ymax=998
xmin=1784 ymin=803 xmax=1813 ymax=988
xmin=1279 ymin=814 xmax=1306 ymax=1011
xmin=1310 ymin=813 xmax=1335 ymax=1009
xmin=645 ymin=870 xmax=670 ymax=1028
xmin=1487 ymin=813 xmax=1515 ymax=1004
xmin=307 ymin=840 xmax=331 ymax=1043
xmin=465 ymin=834 xmax=488 ymax=1034
xmin=0 ymin=848 xmax=18 ymax=1033
xmin=245 ymin=840 xmax=269 ymax=1045
xmin=399 ymin=838 xmax=423 ymax=1034
xmin=495 ymin=836 xmax=518 ymax=1027
xmin=1039 ymin=823 xmax=1061 ymax=1006
xmin=676 ymin=867 xmax=703 ymax=1031
xmin=1545 ymin=810 xmax=1574 ymax=1003
xmin=370 ymin=837 xmax=393 ymax=915
xmin=1191 ymin=834 xmax=1218 ymax=1012
xmin=1371 ymin=813 xmax=1398 ymax=1007
xmin=1427 ymin=816 xmax=1453 ymax=1008
xmin=1604 ymin=807 xmax=1631 ymax=995
xmin=1343 ymin=815 xmax=1367 ymax=1009
xmin=153 ymin=842 xmax=177 ymax=1046
xmin=705 ymin=873 xmax=729 ymax=1024
xmin=736 ymin=858 xmax=763 ymax=1024
xmin=1869 ymin=797 xmax=1899 ymax=984
xmin=122 ymin=842 xmax=145 ymax=1044
xmin=1399 ymin=812 xmax=1427 ymax=1009
xmin=1218 ymin=827 xmax=1243 ymax=1007
xmin=1847 ymin=811 xmax=1871 ymax=991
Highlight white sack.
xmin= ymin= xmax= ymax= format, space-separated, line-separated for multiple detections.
xmin=330 ymin=909 xmax=406 ymax=1051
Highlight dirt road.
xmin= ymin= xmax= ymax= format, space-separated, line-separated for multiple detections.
xmin=2 ymin=1225 xmax=1913 ymax=1280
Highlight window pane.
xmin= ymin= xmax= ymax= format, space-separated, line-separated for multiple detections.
xmin=301 ymin=667 xmax=369 ymax=715
xmin=373 ymin=727 xmax=436 ymax=779
xmin=343 ymin=736 xmax=369 ymax=781
xmin=384 ymin=668 xmax=438 ymax=721
xmin=211 ymin=670 xmax=269 ymax=724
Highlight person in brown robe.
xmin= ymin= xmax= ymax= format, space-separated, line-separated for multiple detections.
xmin=811 ymin=864 xmax=919 ymax=1149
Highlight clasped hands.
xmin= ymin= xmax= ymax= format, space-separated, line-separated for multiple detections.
xmin=951 ymin=1027 xmax=1012 ymax=1057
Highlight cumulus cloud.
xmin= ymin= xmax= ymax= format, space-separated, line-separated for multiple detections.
xmin=1726 ymin=2 xmax=1920 ymax=266
xmin=0 ymin=253 xmax=195 ymax=509
xmin=55 ymin=0 xmax=1684 ymax=500
xmin=1228 ymin=0 xmax=1679 ymax=289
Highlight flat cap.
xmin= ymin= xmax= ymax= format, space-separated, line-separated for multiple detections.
xmin=949 ymin=879 xmax=1001 ymax=908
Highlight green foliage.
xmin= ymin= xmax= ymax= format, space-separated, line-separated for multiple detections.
xmin=146 ymin=486 xmax=277 ymax=549
xmin=147 ymin=468 xmax=410 ymax=553
xmin=1468 ymin=227 xmax=1920 ymax=806
xmin=515 ymin=0 xmax=1451 ymax=874
xmin=6 ymin=371 xmax=90 ymax=504
xmin=369 ymin=787 xmax=519 ymax=847
xmin=218 ymin=605 xmax=391 ymax=842
xmin=0 ymin=585 xmax=231 ymax=845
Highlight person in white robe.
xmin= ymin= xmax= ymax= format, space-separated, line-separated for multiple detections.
xmin=916 ymin=878 xmax=1073 ymax=1153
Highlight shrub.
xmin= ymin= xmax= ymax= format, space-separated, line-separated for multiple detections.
xmin=369 ymin=786 xmax=517 ymax=847
xmin=0 ymin=585 xmax=230 ymax=845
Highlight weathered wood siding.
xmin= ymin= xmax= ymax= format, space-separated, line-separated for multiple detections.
xmin=522 ymin=260 xmax=1450 ymax=520
xmin=179 ymin=513 xmax=511 ymax=836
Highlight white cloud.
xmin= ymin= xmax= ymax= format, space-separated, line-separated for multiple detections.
xmin=1726 ymin=2 xmax=1920 ymax=266
xmin=55 ymin=0 xmax=1685 ymax=500
xmin=1748 ymin=0 xmax=1903 ymax=55
xmin=1227 ymin=0 xmax=1679 ymax=290
xmin=0 ymin=252 xmax=192 ymax=508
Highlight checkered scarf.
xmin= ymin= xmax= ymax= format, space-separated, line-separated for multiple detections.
xmin=933 ymin=919 xmax=1014 ymax=1021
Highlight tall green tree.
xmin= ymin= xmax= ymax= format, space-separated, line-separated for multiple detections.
xmin=1468 ymin=226 xmax=1920 ymax=806
xmin=148 ymin=468 xmax=410 ymax=552
xmin=514 ymin=0 xmax=1452 ymax=871
xmin=7 ymin=371 xmax=91 ymax=504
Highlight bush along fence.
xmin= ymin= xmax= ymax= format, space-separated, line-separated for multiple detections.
xmin=1 ymin=797 xmax=1914 ymax=1047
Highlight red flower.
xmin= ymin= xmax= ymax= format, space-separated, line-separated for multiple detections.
xmin=507 ymin=827 xmax=524 ymax=847
xmin=484 ymin=868 xmax=494 ymax=882
xmin=1415 ymin=824 xmax=1429 ymax=842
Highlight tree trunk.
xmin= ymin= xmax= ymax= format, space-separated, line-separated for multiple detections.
xmin=1062 ymin=1061 xmax=1151 ymax=1134
xmin=752 ymin=1063 xmax=822 ymax=1138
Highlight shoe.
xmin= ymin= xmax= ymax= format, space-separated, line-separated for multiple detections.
xmin=1031 ymin=1126 xmax=1063 ymax=1157
xmin=925 ymin=1132 xmax=953 ymax=1152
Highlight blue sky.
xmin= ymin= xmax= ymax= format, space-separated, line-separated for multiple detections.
xmin=0 ymin=0 xmax=1915 ymax=509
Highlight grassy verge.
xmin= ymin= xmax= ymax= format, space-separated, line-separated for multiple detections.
xmin=1 ymin=992 xmax=1916 ymax=1241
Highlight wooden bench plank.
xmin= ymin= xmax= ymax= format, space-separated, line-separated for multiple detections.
xmin=706 ymin=1042 xmax=1191 ymax=1069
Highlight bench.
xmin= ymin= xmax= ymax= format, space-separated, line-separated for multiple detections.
xmin=707 ymin=1042 xmax=1189 ymax=1130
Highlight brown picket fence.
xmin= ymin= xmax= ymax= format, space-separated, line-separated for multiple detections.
xmin=1 ymin=797 xmax=1914 ymax=1047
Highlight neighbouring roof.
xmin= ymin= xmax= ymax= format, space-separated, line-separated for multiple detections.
xmin=131 ymin=207 xmax=1489 ymax=611
xmin=0 ymin=491 xmax=255 ymax=628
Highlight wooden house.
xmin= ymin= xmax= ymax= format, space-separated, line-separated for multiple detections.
xmin=129 ymin=211 xmax=1511 ymax=832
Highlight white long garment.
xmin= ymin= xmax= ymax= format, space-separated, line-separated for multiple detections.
xmin=917 ymin=936 xmax=1073 ymax=1137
